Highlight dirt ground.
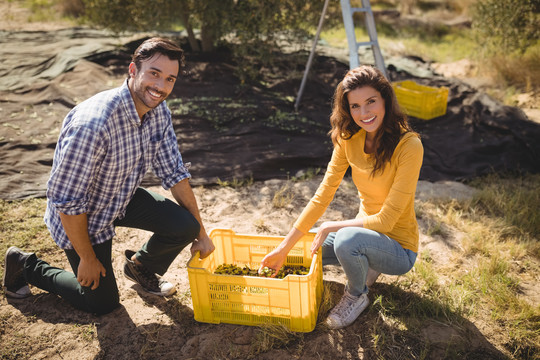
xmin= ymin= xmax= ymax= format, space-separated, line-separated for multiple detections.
xmin=1 ymin=2 xmax=538 ymax=359
xmin=3 ymin=178 xmax=516 ymax=360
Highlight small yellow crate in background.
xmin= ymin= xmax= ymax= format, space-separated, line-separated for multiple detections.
xmin=187 ymin=229 xmax=322 ymax=332
xmin=392 ymin=80 xmax=449 ymax=120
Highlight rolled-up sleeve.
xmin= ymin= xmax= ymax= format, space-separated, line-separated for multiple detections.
xmin=152 ymin=122 xmax=191 ymax=190
xmin=46 ymin=124 xmax=105 ymax=215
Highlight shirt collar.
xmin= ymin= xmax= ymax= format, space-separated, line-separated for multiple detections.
xmin=119 ymin=79 xmax=159 ymax=127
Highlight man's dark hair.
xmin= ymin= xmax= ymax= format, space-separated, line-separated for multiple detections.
xmin=131 ymin=37 xmax=185 ymax=71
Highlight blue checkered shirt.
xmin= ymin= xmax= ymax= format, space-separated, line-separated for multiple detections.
xmin=44 ymin=80 xmax=191 ymax=249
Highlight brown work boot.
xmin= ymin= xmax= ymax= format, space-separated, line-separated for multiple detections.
xmin=3 ymin=246 xmax=33 ymax=298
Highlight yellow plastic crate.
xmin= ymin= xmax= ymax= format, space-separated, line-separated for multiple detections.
xmin=187 ymin=229 xmax=323 ymax=332
xmin=392 ymin=80 xmax=449 ymax=120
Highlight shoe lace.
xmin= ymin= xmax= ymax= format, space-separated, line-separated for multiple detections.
xmin=332 ymin=292 xmax=359 ymax=317
xmin=136 ymin=264 xmax=160 ymax=288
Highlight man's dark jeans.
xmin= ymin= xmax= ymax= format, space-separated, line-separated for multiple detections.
xmin=23 ymin=187 xmax=200 ymax=314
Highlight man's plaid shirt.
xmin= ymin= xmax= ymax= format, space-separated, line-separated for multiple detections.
xmin=44 ymin=80 xmax=191 ymax=249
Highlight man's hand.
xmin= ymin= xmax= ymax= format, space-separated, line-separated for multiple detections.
xmin=171 ymin=180 xmax=214 ymax=259
xmin=77 ymin=256 xmax=106 ymax=290
xmin=59 ymin=212 xmax=105 ymax=290
xmin=190 ymin=234 xmax=215 ymax=259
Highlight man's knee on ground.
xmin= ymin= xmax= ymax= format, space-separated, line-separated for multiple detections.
xmin=83 ymin=287 xmax=120 ymax=315
xmin=87 ymin=295 xmax=120 ymax=315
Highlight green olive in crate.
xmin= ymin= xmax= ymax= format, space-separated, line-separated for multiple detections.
xmin=214 ymin=264 xmax=309 ymax=278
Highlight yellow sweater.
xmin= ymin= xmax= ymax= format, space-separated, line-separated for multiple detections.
xmin=293 ymin=130 xmax=424 ymax=252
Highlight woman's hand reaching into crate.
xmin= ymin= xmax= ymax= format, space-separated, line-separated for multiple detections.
xmin=259 ymin=227 xmax=305 ymax=277
xmin=258 ymin=248 xmax=286 ymax=278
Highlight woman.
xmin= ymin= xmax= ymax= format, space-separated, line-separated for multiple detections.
xmin=259 ymin=65 xmax=423 ymax=329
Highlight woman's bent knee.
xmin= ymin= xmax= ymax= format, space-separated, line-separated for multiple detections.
xmin=334 ymin=227 xmax=362 ymax=253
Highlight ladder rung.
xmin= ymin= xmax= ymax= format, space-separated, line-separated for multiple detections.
xmin=351 ymin=7 xmax=369 ymax=13
xmin=341 ymin=0 xmax=388 ymax=78
xmin=357 ymin=41 xmax=376 ymax=47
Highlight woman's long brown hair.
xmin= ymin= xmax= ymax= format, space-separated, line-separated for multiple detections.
xmin=329 ymin=66 xmax=415 ymax=177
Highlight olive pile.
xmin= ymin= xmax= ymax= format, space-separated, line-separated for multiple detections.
xmin=214 ymin=264 xmax=309 ymax=278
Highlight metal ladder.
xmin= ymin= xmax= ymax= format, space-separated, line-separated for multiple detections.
xmin=341 ymin=0 xmax=388 ymax=78
xmin=295 ymin=0 xmax=387 ymax=110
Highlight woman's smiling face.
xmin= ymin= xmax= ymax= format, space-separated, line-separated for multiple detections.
xmin=347 ymin=86 xmax=385 ymax=139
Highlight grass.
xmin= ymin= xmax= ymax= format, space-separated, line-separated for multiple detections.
xmin=290 ymin=167 xmax=323 ymax=182
xmin=254 ymin=218 xmax=271 ymax=233
xmin=272 ymin=184 xmax=295 ymax=209
xmin=8 ymin=0 xmax=79 ymax=25
xmin=1 ymin=180 xmax=538 ymax=359
xmin=320 ymin=1 xmax=539 ymax=106
xmin=0 ymin=199 xmax=53 ymax=258
xmin=477 ymin=43 xmax=540 ymax=106
xmin=1 ymin=177 xmax=537 ymax=359
xmin=250 ymin=323 xmax=303 ymax=355
xmin=3 ymin=1 xmax=539 ymax=358
xmin=240 ymin=171 xmax=537 ymax=359
xmin=407 ymin=172 xmax=540 ymax=359
xmin=468 ymin=173 xmax=540 ymax=242
xmin=73 ymin=322 xmax=97 ymax=342
xmin=216 ymin=175 xmax=254 ymax=188
xmin=320 ymin=14 xmax=478 ymax=64
xmin=487 ymin=45 xmax=540 ymax=91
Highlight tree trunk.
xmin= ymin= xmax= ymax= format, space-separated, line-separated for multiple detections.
xmin=200 ymin=24 xmax=215 ymax=52
xmin=178 ymin=3 xmax=200 ymax=51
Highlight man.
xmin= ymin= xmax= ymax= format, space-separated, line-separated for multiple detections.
xmin=2 ymin=37 xmax=214 ymax=315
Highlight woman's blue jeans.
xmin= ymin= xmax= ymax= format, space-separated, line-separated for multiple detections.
xmin=322 ymin=227 xmax=417 ymax=297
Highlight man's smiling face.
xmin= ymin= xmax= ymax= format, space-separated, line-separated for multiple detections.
xmin=128 ymin=53 xmax=179 ymax=119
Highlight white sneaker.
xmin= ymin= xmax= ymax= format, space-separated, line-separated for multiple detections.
xmin=325 ymin=291 xmax=369 ymax=329
xmin=366 ymin=268 xmax=381 ymax=287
